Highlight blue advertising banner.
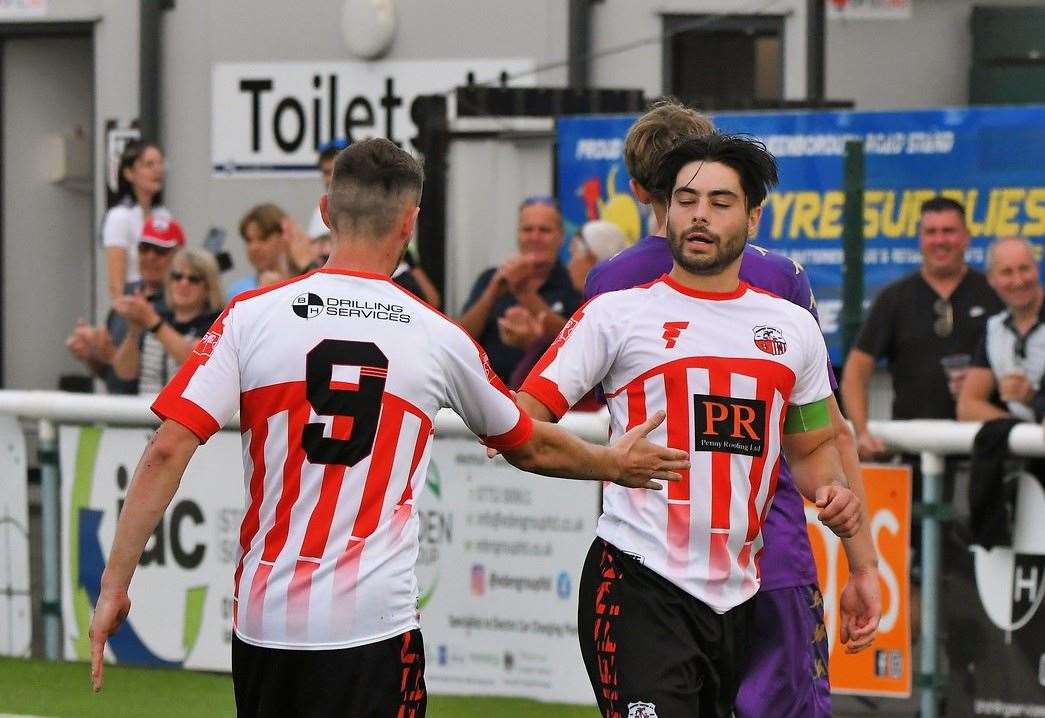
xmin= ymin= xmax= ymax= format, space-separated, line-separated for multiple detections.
xmin=557 ymin=106 xmax=1045 ymax=364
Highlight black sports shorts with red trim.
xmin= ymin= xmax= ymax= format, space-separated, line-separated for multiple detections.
xmin=231 ymin=629 xmax=426 ymax=717
xmin=578 ymin=538 xmax=752 ymax=718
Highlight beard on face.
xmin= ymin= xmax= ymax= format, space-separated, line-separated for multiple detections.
xmin=667 ymin=221 xmax=747 ymax=275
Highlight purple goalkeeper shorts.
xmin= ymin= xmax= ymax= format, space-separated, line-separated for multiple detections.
xmin=734 ymin=584 xmax=831 ymax=718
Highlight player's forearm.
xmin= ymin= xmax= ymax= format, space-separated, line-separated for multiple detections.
xmin=838 ymin=423 xmax=878 ymax=569
xmin=516 ymin=391 xmax=557 ymax=423
xmin=100 ymin=428 xmax=195 ymax=594
xmin=503 ymin=421 xmax=617 ymax=482
xmin=785 ymin=438 xmax=848 ymax=503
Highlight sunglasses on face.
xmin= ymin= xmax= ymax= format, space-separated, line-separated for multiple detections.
xmin=933 ymin=298 xmax=953 ymax=338
xmin=171 ymin=271 xmax=204 ymax=285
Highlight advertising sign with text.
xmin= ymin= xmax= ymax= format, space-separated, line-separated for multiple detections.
xmin=417 ymin=439 xmax=601 ymax=704
xmin=558 ymin=106 xmax=1045 ymax=365
xmin=60 ymin=425 xmax=243 ymax=671
xmin=806 ymin=464 xmax=912 ymax=697
xmin=212 ymin=60 xmax=532 ymax=176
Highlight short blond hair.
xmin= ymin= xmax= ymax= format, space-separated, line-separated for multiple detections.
xmin=624 ymin=98 xmax=713 ymax=202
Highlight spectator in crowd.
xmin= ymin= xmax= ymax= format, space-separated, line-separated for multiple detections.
xmin=458 ymin=196 xmax=582 ymax=384
xmin=842 ymin=196 xmax=1002 ymax=459
xmin=102 ymin=140 xmax=171 ymax=302
xmin=958 ymin=236 xmax=1045 ymax=422
xmin=565 ymin=220 xmax=630 ymax=291
xmin=67 ymin=215 xmax=181 ymax=393
xmin=306 ymin=137 xmax=348 ymax=239
xmin=112 ymin=247 xmax=223 ymax=394
xmin=501 ymin=220 xmax=629 ymax=394
xmin=227 ymin=203 xmax=291 ymax=300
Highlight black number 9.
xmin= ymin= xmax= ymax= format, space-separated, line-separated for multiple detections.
xmin=302 ymin=339 xmax=388 ymax=466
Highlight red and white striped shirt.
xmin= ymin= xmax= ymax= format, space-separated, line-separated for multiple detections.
xmin=520 ymin=275 xmax=831 ymax=612
xmin=153 ymin=269 xmax=532 ymax=650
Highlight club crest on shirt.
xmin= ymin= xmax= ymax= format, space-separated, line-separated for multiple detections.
xmin=192 ymin=330 xmax=221 ymax=359
xmin=753 ymin=325 xmax=787 ymax=355
xmin=627 ymin=701 xmax=658 ymax=718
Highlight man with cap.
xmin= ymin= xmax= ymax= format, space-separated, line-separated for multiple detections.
xmin=66 ymin=216 xmax=184 ymax=393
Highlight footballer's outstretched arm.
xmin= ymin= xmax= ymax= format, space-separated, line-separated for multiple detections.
xmin=781 ymin=398 xmax=861 ymax=538
xmin=505 ymin=393 xmax=688 ymax=490
xmin=88 ymin=420 xmax=201 ymax=692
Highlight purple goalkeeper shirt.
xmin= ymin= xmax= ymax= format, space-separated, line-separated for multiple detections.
xmin=585 ymin=235 xmax=836 ymax=591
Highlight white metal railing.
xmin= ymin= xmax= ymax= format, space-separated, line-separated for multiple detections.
xmin=2 ymin=390 xmax=1042 ymax=718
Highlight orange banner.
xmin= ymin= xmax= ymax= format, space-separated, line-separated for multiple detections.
xmin=805 ymin=464 xmax=912 ymax=697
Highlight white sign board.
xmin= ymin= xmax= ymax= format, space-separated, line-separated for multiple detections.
xmin=0 ymin=415 xmax=30 ymax=657
xmin=827 ymin=0 xmax=912 ymax=20
xmin=60 ymin=425 xmax=244 ymax=671
xmin=417 ymin=439 xmax=600 ymax=704
xmin=212 ymin=59 xmax=533 ymax=177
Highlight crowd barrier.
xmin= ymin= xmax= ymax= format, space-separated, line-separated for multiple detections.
xmin=0 ymin=391 xmax=1043 ymax=715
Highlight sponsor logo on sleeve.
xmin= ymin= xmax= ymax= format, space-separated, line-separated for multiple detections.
xmin=693 ymin=394 xmax=766 ymax=456
xmin=192 ymin=331 xmax=221 ymax=358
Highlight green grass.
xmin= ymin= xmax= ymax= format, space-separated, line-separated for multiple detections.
xmin=0 ymin=657 xmax=598 ymax=717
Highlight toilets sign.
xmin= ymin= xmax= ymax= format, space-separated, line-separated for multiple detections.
xmin=212 ymin=59 xmax=532 ymax=177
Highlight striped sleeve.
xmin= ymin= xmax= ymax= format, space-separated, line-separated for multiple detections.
xmin=440 ymin=324 xmax=533 ymax=451
xmin=519 ymin=299 xmax=613 ymax=419
xmin=152 ymin=305 xmax=241 ymax=442
xmin=789 ymin=309 xmax=833 ymax=409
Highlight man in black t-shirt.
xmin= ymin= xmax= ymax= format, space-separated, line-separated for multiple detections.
xmin=842 ymin=197 xmax=1002 ymax=460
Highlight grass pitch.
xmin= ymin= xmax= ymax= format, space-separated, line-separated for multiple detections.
xmin=0 ymin=657 xmax=598 ymax=717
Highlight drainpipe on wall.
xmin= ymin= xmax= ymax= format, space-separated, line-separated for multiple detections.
xmin=568 ymin=0 xmax=597 ymax=89
xmin=139 ymin=0 xmax=175 ymax=143
xmin=807 ymin=0 xmax=826 ymax=105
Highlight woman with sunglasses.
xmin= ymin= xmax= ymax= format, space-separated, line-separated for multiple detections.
xmin=103 ymin=141 xmax=171 ymax=302
xmin=112 ymin=248 xmax=224 ymax=394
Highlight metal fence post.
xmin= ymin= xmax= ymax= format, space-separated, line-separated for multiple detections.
xmin=38 ymin=418 xmax=62 ymax=660
xmin=919 ymin=451 xmax=944 ymax=718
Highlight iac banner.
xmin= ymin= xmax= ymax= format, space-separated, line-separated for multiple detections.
xmin=60 ymin=425 xmax=244 ymax=671
xmin=557 ymin=106 xmax=1045 ymax=365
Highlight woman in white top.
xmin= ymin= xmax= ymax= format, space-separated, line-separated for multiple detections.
xmin=102 ymin=141 xmax=170 ymax=301
xmin=112 ymin=248 xmax=224 ymax=395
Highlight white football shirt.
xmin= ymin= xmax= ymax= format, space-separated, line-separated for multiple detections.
xmin=154 ymin=269 xmax=532 ymax=650
xmin=521 ymin=275 xmax=832 ymax=613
